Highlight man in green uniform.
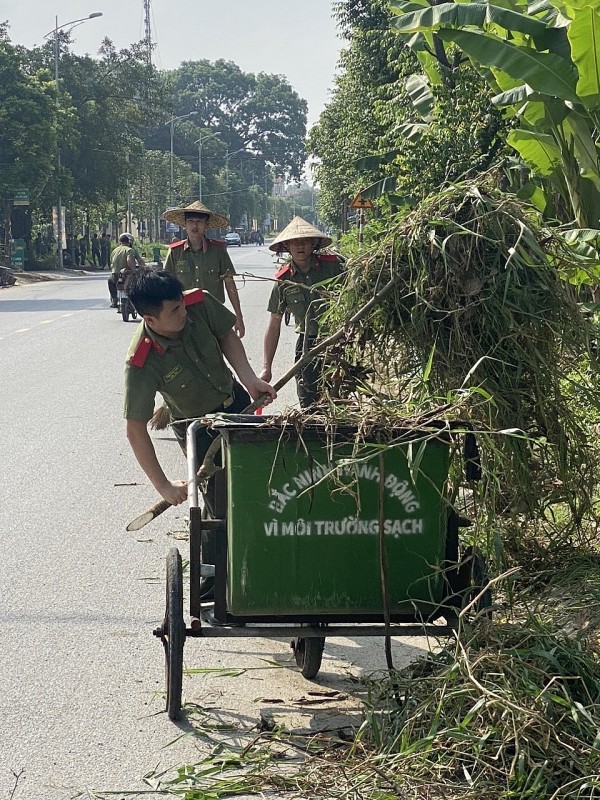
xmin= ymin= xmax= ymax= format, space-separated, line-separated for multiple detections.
xmin=124 ymin=267 xmax=275 ymax=511
xmin=163 ymin=201 xmax=245 ymax=338
xmin=108 ymin=232 xmax=143 ymax=309
xmin=261 ymin=217 xmax=344 ymax=408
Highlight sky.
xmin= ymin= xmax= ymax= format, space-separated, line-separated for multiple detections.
xmin=1 ymin=0 xmax=343 ymax=129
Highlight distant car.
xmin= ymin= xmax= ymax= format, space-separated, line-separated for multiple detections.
xmin=224 ymin=232 xmax=242 ymax=247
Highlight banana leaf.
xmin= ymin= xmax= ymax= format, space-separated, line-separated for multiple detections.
xmin=437 ymin=28 xmax=579 ymax=104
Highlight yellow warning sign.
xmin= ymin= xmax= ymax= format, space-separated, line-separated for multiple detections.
xmin=349 ymin=193 xmax=374 ymax=210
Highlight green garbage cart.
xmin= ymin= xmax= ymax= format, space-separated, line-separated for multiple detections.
xmin=155 ymin=415 xmax=490 ymax=720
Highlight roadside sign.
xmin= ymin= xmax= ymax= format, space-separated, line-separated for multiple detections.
xmin=349 ymin=192 xmax=374 ymax=210
xmin=13 ymin=188 xmax=29 ymax=206
xmin=11 ymin=238 xmax=25 ymax=270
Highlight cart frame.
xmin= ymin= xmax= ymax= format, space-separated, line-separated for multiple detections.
xmin=154 ymin=418 xmax=490 ymax=720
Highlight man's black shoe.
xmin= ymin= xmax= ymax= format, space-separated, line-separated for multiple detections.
xmin=201 ymin=609 xmax=245 ymax=628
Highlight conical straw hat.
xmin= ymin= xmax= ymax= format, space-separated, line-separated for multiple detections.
xmin=163 ymin=201 xmax=229 ymax=230
xmin=269 ymin=216 xmax=332 ymax=252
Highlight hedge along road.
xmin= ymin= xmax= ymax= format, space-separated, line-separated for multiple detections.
xmin=0 ymin=248 xmax=431 ymax=799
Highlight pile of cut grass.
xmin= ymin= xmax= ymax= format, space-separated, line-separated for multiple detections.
xmin=321 ymin=182 xmax=600 ymax=523
xmin=140 ymin=619 xmax=600 ymax=800
xmin=352 ymin=620 xmax=600 ymax=799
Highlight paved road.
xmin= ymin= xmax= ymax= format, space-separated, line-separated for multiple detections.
xmin=0 ymin=249 xmax=428 ymax=799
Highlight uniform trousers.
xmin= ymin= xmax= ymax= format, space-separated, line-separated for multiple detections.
xmin=295 ymin=334 xmax=321 ymax=408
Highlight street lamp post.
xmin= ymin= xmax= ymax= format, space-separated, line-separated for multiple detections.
xmin=194 ymin=132 xmax=220 ymax=202
xmin=166 ymin=112 xmax=198 ymax=206
xmin=224 ymin=147 xmax=244 ymax=220
xmin=44 ymin=13 xmax=102 ymax=268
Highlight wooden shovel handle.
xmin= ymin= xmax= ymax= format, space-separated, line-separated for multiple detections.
xmin=126 ymin=499 xmax=171 ymax=531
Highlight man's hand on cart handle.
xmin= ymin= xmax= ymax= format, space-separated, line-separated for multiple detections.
xmin=158 ymin=479 xmax=188 ymax=507
xmin=246 ymin=377 xmax=277 ymax=407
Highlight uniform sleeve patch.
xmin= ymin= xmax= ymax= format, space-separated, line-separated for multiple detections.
xmin=128 ymin=335 xmax=166 ymax=367
xmin=184 ymin=288 xmax=206 ymax=306
xmin=275 ymin=264 xmax=293 ymax=279
xmin=129 ymin=336 xmax=153 ymax=368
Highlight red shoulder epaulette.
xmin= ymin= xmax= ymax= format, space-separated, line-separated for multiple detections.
xmin=129 ymin=335 xmax=165 ymax=368
xmin=275 ymin=264 xmax=293 ymax=279
xmin=168 ymin=239 xmax=186 ymax=249
xmin=184 ymin=288 xmax=206 ymax=306
xmin=207 ymin=238 xmax=226 ymax=248
xmin=317 ymin=253 xmax=340 ymax=263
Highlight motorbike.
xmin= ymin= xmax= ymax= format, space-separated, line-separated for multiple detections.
xmin=116 ymin=267 xmax=138 ymax=322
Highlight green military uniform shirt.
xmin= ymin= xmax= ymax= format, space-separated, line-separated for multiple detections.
xmin=123 ymin=291 xmax=236 ymax=422
xmin=267 ymin=254 xmax=343 ymax=335
xmin=163 ymin=237 xmax=235 ymax=302
xmin=110 ymin=244 xmax=134 ymax=276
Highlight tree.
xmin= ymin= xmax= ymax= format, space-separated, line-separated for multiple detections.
xmin=25 ymin=34 xmax=165 ymax=235
xmin=0 ymin=28 xmax=56 ymax=259
xmin=163 ymin=60 xmax=307 ymax=180
xmin=310 ymin=0 xmax=508 ymax=227
xmin=309 ymin=0 xmax=408 ymax=228
xmin=56 ymin=39 xmax=162 ymax=228
xmin=391 ymin=0 xmax=600 ymax=229
xmin=129 ymin=149 xmax=196 ymax=240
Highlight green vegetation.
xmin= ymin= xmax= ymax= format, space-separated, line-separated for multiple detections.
xmin=391 ymin=0 xmax=600 ymax=232
xmin=297 ymin=2 xmax=600 ymax=798
xmin=309 ymin=1 xmax=508 ymax=229
xmin=0 ymin=28 xmax=309 ymax=266
xmin=322 ymin=182 xmax=600 ymax=526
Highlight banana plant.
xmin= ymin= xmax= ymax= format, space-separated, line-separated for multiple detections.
xmin=389 ymin=0 xmax=600 ymax=232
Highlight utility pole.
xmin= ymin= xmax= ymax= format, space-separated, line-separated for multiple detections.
xmin=225 ymin=147 xmax=244 ymax=220
xmin=44 ymin=12 xmax=102 ymax=269
xmin=166 ymin=111 xmax=198 ymax=206
xmin=194 ymin=132 xmax=220 ymax=202
xmin=143 ymin=0 xmax=152 ymax=67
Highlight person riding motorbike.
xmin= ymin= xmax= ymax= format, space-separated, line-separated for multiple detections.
xmin=116 ymin=261 xmax=138 ymax=321
xmin=108 ymin=233 xmax=143 ymax=309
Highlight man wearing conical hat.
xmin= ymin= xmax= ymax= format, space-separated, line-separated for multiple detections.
xmin=261 ymin=216 xmax=344 ymax=408
xmin=163 ymin=201 xmax=245 ymax=338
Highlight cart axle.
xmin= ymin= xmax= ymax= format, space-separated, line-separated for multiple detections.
xmin=177 ymin=623 xmax=455 ymax=638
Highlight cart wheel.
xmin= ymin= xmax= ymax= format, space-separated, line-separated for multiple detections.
xmin=463 ymin=546 xmax=492 ymax=618
xmin=164 ymin=547 xmax=185 ymax=720
xmin=121 ymin=298 xmax=130 ymax=322
xmin=293 ymin=635 xmax=325 ymax=679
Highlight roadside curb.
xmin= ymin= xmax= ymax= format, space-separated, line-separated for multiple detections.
xmin=3 ymin=268 xmax=107 ymax=288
